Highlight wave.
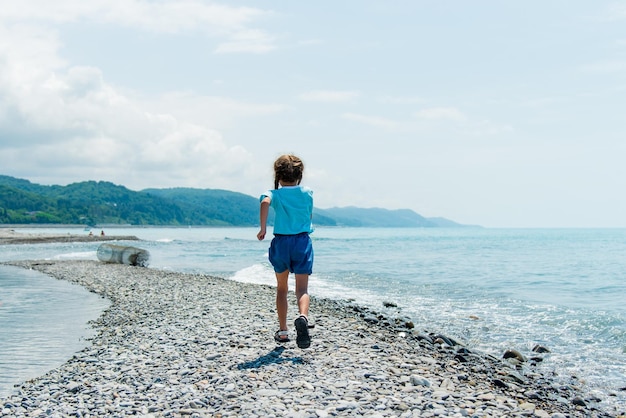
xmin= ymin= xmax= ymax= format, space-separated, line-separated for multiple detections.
xmin=227 ymin=264 xmax=401 ymax=315
xmin=228 ymin=264 xmax=275 ymax=287
xmin=51 ymin=251 xmax=96 ymax=260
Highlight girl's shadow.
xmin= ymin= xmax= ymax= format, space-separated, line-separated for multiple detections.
xmin=237 ymin=346 xmax=304 ymax=369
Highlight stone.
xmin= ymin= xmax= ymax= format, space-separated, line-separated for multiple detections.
xmin=502 ymin=349 xmax=526 ymax=363
xmin=0 ymin=260 xmax=609 ymax=418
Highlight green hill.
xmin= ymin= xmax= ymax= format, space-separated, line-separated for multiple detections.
xmin=0 ymin=177 xmax=187 ymax=225
xmin=317 ymin=206 xmax=434 ymax=227
xmin=142 ymin=187 xmax=260 ymax=226
xmin=0 ymin=175 xmax=469 ymax=227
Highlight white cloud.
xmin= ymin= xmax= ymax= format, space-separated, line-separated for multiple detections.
xmin=341 ymin=112 xmax=398 ymax=130
xmin=605 ymin=2 xmax=626 ymax=21
xmin=215 ymin=28 xmax=277 ymax=54
xmin=0 ymin=24 xmax=65 ymax=82
xmin=581 ymin=60 xmax=626 ymax=74
xmin=0 ymin=0 xmax=277 ymax=53
xmin=411 ymin=106 xmax=513 ymax=137
xmin=0 ymin=17 xmax=257 ymax=190
xmin=379 ymin=95 xmax=425 ymax=105
xmin=145 ymin=92 xmax=286 ymax=131
xmin=413 ymin=107 xmax=467 ymax=122
xmin=298 ymin=39 xmax=323 ymax=46
xmin=0 ymin=0 xmax=268 ymax=30
xmin=299 ymin=90 xmax=360 ymax=103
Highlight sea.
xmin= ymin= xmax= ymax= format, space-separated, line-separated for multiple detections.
xmin=0 ymin=226 xmax=625 ymax=412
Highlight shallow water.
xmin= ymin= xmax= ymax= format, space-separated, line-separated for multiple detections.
xmin=0 ymin=226 xmax=624 ymax=410
xmin=0 ymin=265 xmax=109 ymax=398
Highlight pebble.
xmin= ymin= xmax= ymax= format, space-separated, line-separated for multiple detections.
xmin=0 ymin=260 xmax=619 ymax=417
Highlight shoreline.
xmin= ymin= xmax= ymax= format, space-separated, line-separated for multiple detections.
xmin=0 ymin=260 xmax=615 ymax=417
xmin=0 ymin=228 xmax=140 ymax=245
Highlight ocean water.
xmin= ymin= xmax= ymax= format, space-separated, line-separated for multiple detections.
xmin=0 ymin=226 xmax=625 ymax=411
xmin=0 ymin=264 xmax=109 ymax=398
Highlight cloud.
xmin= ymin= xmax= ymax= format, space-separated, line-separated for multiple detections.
xmin=580 ymin=60 xmax=626 ymax=74
xmin=341 ymin=112 xmax=398 ymax=130
xmin=215 ymin=28 xmax=277 ymax=54
xmin=605 ymin=2 xmax=626 ymax=21
xmin=0 ymin=24 xmax=65 ymax=80
xmin=412 ymin=106 xmax=513 ymax=137
xmin=299 ymin=90 xmax=360 ymax=103
xmin=379 ymin=95 xmax=426 ymax=105
xmin=337 ymin=104 xmax=512 ymax=139
xmin=143 ymin=92 xmax=286 ymax=130
xmin=0 ymin=0 xmax=267 ymax=30
xmin=413 ymin=107 xmax=467 ymax=122
xmin=298 ymin=39 xmax=323 ymax=46
xmin=0 ymin=14 xmax=257 ymax=190
xmin=0 ymin=0 xmax=277 ymax=54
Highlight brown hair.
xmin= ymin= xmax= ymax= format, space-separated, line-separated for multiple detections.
xmin=273 ymin=154 xmax=304 ymax=189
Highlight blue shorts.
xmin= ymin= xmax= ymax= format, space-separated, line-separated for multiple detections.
xmin=269 ymin=233 xmax=313 ymax=274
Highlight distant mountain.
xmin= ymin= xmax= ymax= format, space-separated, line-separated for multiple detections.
xmin=0 ymin=175 xmax=472 ymax=227
xmin=316 ymin=207 xmax=466 ymax=228
xmin=425 ymin=217 xmax=471 ymax=228
xmin=143 ymin=187 xmax=260 ymax=226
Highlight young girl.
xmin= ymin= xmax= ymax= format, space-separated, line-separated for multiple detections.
xmin=257 ymin=154 xmax=314 ymax=349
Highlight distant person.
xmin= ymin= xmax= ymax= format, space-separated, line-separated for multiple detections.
xmin=88 ymin=231 xmax=93 ymax=237
xmin=257 ymin=154 xmax=314 ymax=349
xmin=100 ymin=230 xmax=105 ymax=236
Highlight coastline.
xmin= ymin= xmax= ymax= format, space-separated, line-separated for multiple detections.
xmin=0 ymin=260 xmax=614 ymax=417
xmin=0 ymin=228 xmax=140 ymax=245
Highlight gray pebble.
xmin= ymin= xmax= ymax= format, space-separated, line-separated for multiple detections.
xmin=0 ymin=260 xmax=615 ymax=418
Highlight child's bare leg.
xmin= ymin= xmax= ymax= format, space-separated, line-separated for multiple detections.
xmin=294 ymin=273 xmax=311 ymax=348
xmin=275 ymin=270 xmax=289 ymax=330
xmin=295 ymin=274 xmax=310 ymax=318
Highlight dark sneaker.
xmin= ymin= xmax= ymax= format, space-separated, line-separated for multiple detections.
xmin=294 ymin=315 xmax=311 ymax=349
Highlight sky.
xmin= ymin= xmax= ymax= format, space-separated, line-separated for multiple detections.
xmin=1 ymin=1 xmax=625 ymax=228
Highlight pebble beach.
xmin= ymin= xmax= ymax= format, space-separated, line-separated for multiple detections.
xmin=1 ymin=258 xmax=618 ymax=418
xmin=0 ymin=229 xmax=139 ymax=245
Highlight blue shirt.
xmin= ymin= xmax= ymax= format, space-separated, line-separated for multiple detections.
xmin=261 ymin=185 xmax=314 ymax=235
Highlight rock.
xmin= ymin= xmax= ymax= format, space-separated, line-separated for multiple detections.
xmin=416 ymin=333 xmax=433 ymax=344
xmin=507 ymin=371 xmax=526 ymax=384
xmin=65 ymin=382 xmax=81 ymax=394
xmin=0 ymin=259 xmax=608 ymax=418
xmin=363 ymin=314 xmax=379 ymax=324
xmin=432 ymin=334 xmax=455 ymax=346
xmin=519 ymin=401 xmax=535 ymax=411
xmin=455 ymin=354 xmax=469 ymax=362
xmin=410 ymin=375 xmax=431 ymax=387
xmin=532 ymin=344 xmax=551 ymax=353
xmin=493 ymin=379 xmax=508 ymax=388
xmin=503 ymin=349 xmax=526 ymax=362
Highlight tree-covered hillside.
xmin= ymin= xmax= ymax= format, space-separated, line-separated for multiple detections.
xmin=143 ymin=188 xmax=260 ymax=226
xmin=0 ymin=175 xmax=469 ymax=227
xmin=0 ymin=176 xmax=337 ymax=226
xmin=0 ymin=177 xmax=188 ymax=225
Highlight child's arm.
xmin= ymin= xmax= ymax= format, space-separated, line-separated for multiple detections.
xmin=257 ymin=197 xmax=271 ymax=240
